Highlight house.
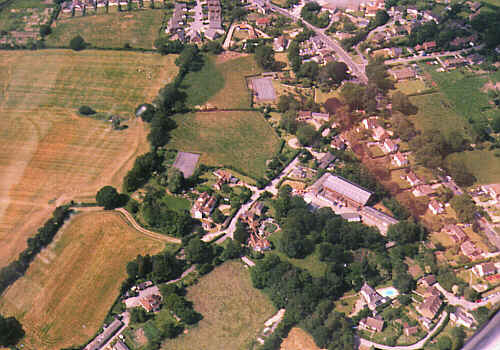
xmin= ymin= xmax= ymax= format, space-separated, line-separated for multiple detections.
xmin=297 ymin=110 xmax=312 ymax=120
xmin=424 ymin=286 xmax=441 ymax=298
xmin=413 ymin=184 xmax=436 ymax=197
xmin=137 ymin=281 xmax=153 ymax=290
xmin=469 ymin=1 xmax=482 ymax=12
xmin=372 ymin=126 xmax=388 ymax=141
xmin=363 ymin=117 xmax=378 ymax=129
xmin=140 ymin=294 xmax=162 ymax=312
xmin=361 ymin=206 xmax=399 ymax=235
xmin=359 ymin=317 xmax=384 ymax=332
xmin=253 ymin=0 xmax=269 ymax=14
xmin=114 ymin=341 xmax=130 ymax=350
xmin=360 ymin=282 xmax=387 ymax=310
xmin=428 ymin=199 xmax=444 ymax=215
xmin=404 ymin=325 xmax=418 ymax=337
xmin=249 ymin=233 xmax=271 ymax=252
xmin=310 ymin=36 xmax=324 ymax=50
xmin=393 ymin=152 xmax=408 ymax=167
xmin=461 ymin=241 xmax=483 ymax=260
xmin=451 ymin=307 xmax=476 ymax=328
xmin=389 ymin=67 xmax=416 ymax=80
xmin=273 ymin=36 xmax=288 ymax=52
xmin=85 ymin=318 xmax=123 ymax=350
xmin=481 ymin=184 xmax=500 ymax=201
xmin=331 ymin=135 xmax=347 ymax=150
xmin=442 ymin=57 xmax=467 ymax=69
xmin=473 ymin=262 xmax=497 ymax=277
xmin=406 ymin=172 xmax=421 ymax=187
xmin=422 ymin=41 xmax=436 ymax=51
xmin=318 ymin=152 xmax=336 ymax=169
xmin=191 ymin=192 xmax=217 ymax=218
xmin=417 ymin=295 xmax=442 ymax=319
xmin=312 ymin=112 xmax=330 ymax=122
xmin=256 ymin=17 xmax=271 ymax=27
xmin=383 ymin=138 xmax=398 ymax=154
xmin=419 ymin=275 xmax=437 ymax=288
xmin=341 ymin=212 xmax=361 ymax=222
xmin=442 ymin=224 xmax=468 ymax=243
xmin=306 ymin=173 xmax=373 ymax=208
xmin=390 ymin=47 xmax=403 ymax=57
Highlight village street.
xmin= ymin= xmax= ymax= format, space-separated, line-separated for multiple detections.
xmin=434 ymin=283 xmax=500 ymax=310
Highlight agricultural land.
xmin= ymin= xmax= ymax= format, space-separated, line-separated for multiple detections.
xmin=0 ymin=211 xmax=166 ymax=350
xmin=0 ymin=49 xmax=177 ymax=268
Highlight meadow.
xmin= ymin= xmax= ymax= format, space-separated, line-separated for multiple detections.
xmin=162 ymin=261 xmax=276 ymax=350
xmin=0 ymin=49 xmax=177 ymax=268
xmin=280 ymin=327 xmax=320 ymax=350
xmin=0 ymin=211 xmax=166 ymax=350
xmin=446 ymin=150 xmax=500 ymax=184
xmin=180 ymin=55 xmax=224 ymax=107
xmin=46 ymin=9 xmax=166 ymax=49
xmin=168 ymin=111 xmax=281 ymax=179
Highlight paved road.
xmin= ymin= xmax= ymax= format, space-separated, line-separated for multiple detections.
xmin=223 ymin=22 xmax=237 ymax=49
xmin=115 ymin=208 xmax=182 ymax=244
xmin=359 ymin=312 xmax=448 ymax=350
xmin=268 ymin=4 xmax=368 ymax=83
xmin=384 ymin=46 xmax=479 ymax=65
xmin=435 ymin=283 xmax=500 ymax=310
xmin=461 ymin=308 xmax=500 ymax=350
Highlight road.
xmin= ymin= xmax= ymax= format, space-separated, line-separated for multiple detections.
xmin=477 ymin=218 xmax=500 ymax=251
xmin=461 ymin=308 xmax=500 ymax=350
xmin=268 ymin=3 xmax=368 ymax=83
xmin=115 ymin=208 xmax=182 ymax=244
xmin=223 ymin=22 xmax=237 ymax=49
xmin=384 ymin=46 xmax=480 ymax=65
xmin=358 ymin=312 xmax=448 ymax=350
xmin=435 ymin=283 xmax=500 ymax=310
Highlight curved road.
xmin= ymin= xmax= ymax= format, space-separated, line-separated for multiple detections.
xmin=435 ymin=283 xmax=500 ymax=311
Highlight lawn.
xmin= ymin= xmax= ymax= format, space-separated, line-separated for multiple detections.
xmin=268 ymin=230 xmax=328 ymax=278
xmin=0 ymin=211 xmax=166 ymax=350
xmin=45 ymin=9 xmax=167 ymax=49
xmin=280 ymin=327 xmax=320 ymax=350
xmin=446 ymin=150 xmax=500 ymax=184
xmin=0 ymin=49 xmax=177 ymax=268
xmin=409 ymin=92 xmax=474 ymax=142
xmin=394 ymin=79 xmax=427 ymax=95
xmin=162 ymin=261 xmax=276 ymax=350
xmin=180 ymin=55 xmax=224 ymax=107
xmin=208 ymin=55 xmax=263 ymax=109
xmin=168 ymin=111 xmax=281 ymax=180
xmin=162 ymin=194 xmax=191 ymax=213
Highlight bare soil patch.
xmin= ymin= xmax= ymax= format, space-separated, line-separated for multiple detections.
xmin=281 ymin=327 xmax=322 ymax=350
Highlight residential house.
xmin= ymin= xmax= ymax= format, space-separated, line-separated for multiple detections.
xmin=256 ymin=17 xmax=271 ymax=27
xmin=253 ymin=0 xmax=269 ymax=14
xmin=412 ymin=184 xmax=436 ymax=197
xmin=389 ymin=67 xmax=416 ymax=81
xmin=461 ymin=241 xmax=483 ymax=260
xmin=359 ymin=317 xmax=384 ymax=332
xmin=393 ymin=152 xmax=408 ymax=167
xmin=419 ymin=275 xmax=437 ymax=288
xmin=191 ymin=192 xmax=217 ymax=219
xmin=140 ymin=294 xmax=162 ymax=312
xmin=467 ymin=53 xmax=484 ymax=65
xmin=331 ymin=135 xmax=347 ymax=150
xmin=481 ymin=183 xmax=500 ymax=201
xmin=422 ymin=41 xmax=437 ymax=51
xmin=390 ymin=47 xmax=403 ymax=57
xmin=362 ymin=117 xmax=378 ymax=129
xmin=341 ymin=212 xmax=361 ymax=222
xmin=442 ymin=57 xmax=467 ymax=69
xmin=424 ymin=286 xmax=441 ymax=298
xmin=360 ymin=283 xmax=387 ymax=311
xmin=428 ymin=199 xmax=444 ymax=215
xmin=114 ymin=341 xmax=130 ymax=350
xmin=85 ymin=319 xmax=123 ymax=350
xmin=382 ymin=138 xmax=398 ymax=154
xmin=311 ymin=36 xmax=324 ymax=50
xmin=406 ymin=172 xmax=421 ymax=187
xmin=417 ymin=295 xmax=442 ymax=319
xmin=306 ymin=173 xmax=373 ymax=208
xmin=318 ymin=152 xmax=336 ymax=169
xmin=473 ymin=262 xmax=497 ymax=277
xmin=404 ymin=325 xmax=418 ymax=337
xmin=372 ymin=126 xmax=388 ymax=141
xmin=249 ymin=233 xmax=271 ymax=252
xmin=407 ymin=6 xmax=419 ymax=16
xmin=423 ymin=11 xmax=439 ymax=23
xmin=469 ymin=1 xmax=482 ymax=12
xmin=312 ymin=112 xmax=330 ymax=122
xmin=297 ymin=110 xmax=312 ymax=120
xmin=442 ymin=224 xmax=468 ymax=243
xmin=273 ymin=36 xmax=288 ymax=52
xmin=450 ymin=307 xmax=476 ymax=328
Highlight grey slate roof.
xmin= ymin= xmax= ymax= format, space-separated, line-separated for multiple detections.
xmin=315 ymin=173 xmax=372 ymax=206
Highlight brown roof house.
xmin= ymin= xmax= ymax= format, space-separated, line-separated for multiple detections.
xmin=359 ymin=317 xmax=384 ymax=332
xmin=393 ymin=152 xmax=408 ymax=167
xmin=461 ymin=241 xmax=483 ymax=260
xmin=404 ymin=324 xmax=418 ymax=337
xmin=481 ymin=184 xmax=500 ymax=201
xmin=428 ymin=199 xmax=444 ymax=215
xmin=442 ymin=224 xmax=468 ymax=243
xmin=390 ymin=67 xmax=416 ymax=81
xmin=417 ymin=295 xmax=442 ymax=319
xmin=382 ymin=138 xmax=398 ymax=154
xmin=473 ymin=262 xmax=497 ymax=277
xmin=360 ymin=283 xmax=387 ymax=311
xmin=419 ymin=275 xmax=436 ymax=288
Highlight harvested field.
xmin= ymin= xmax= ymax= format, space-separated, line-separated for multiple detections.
xmin=281 ymin=327 xmax=321 ymax=350
xmin=168 ymin=111 xmax=280 ymax=180
xmin=0 ymin=211 xmax=166 ymax=350
xmin=0 ymin=49 xmax=178 ymax=268
xmin=162 ymin=261 xmax=275 ymax=350
xmin=46 ymin=9 xmax=166 ymax=49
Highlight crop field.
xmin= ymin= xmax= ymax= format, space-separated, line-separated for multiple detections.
xmin=0 ymin=49 xmax=177 ymax=268
xmin=162 ymin=261 xmax=275 ymax=350
xmin=46 ymin=9 xmax=167 ymax=49
xmin=409 ymin=92 xmax=474 ymax=141
xmin=0 ymin=211 xmax=166 ymax=350
xmin=208 ymin=55 xmax=263 ymax=109
xmin=168 ymin=111 xmax=280 ymax=179
xmin=281 ymin=327 xmax=320 ymax=350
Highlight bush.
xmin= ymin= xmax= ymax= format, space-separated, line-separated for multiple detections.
xmin=78 ymin=105 xmax=96 ymax=115
xmin=69 ymin=35 xmax=86 ymax=51
xmin=39 ymin=24 xmax=51 ymax=37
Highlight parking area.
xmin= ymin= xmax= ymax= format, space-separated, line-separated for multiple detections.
xmin=251 ymin=77 xmax=276 ymax=101
xmin=173 ymin=151 xmax=200 ymax=178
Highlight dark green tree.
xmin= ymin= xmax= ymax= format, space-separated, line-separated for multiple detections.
xmin=96 ymin=185 xmax=122 ymax=209
xmin=69 ymin=35 xmax=86 ymax=51
xmin=168 ymin=168 xmax=184 ymax=194
xmin=0 ymin=314 xmax=24 ymax=347
xmin=254 ymin=45 xmax=275 ymax=70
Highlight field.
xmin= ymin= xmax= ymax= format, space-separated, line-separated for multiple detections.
xmin=168 ymin=111 xmax=281 ymax=179
xmin=0 ymin=211 xmax=166 ymax=350
xmin=280 ymin=327 xmax=320 ymax=350
xmin=409 ymin=92 xmax=474 ymax=141
xmin=46 ymin=9 xmax=167 ymax=49
xmin=0 ymin=49 xmax=178 ymax=268
xmin=162 ymin=261 xmax=276 ymax=350
xmin=180 ymin=55 xmax=224 ymax=107
xmin=394 ymin=79 xmax=427 ymax=95
xmin=446 ymin=150 xmax=500 ymax=184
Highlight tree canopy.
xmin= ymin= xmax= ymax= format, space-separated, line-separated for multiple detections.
xmin=0 ymin=314 xmax=24 ymax=346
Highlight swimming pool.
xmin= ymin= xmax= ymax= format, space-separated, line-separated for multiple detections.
xmin=378 ymin=287 xmax=399 ymax=299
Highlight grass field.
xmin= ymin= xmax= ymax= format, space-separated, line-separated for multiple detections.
xmin=162 ymin=194 xmax=191 ymax=212
xmin=0 ymin=211 xmax=166 ymax=350
xmin=180 ymin=55 xmax=224 ymax=107
xmin=168 ymin=111 xmax=280 ymax=179
xmin=0 ymin=49 xmax=177 ymax=268
xmin=281 ymin=327 xmax=320 ymax=350
xmin=46 ymin=9 xmax=166 ymax=49
xmin=409 ymin=92 xmax=474 ymax=141
xmin=208 ymin=55 xmax=262 ymax=109
xmin=162 ymin=261 xmax=276 ymax=350
xmin=446 ymin=150 xmax=500 ymax=184
xmin=394 ymin=79 xmax=427 ymax=95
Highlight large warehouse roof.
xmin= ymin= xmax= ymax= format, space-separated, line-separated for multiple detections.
xmin=315 ymin=173 xmax=372 ymax=206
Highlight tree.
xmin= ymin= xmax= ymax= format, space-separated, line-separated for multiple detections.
xmin=366 ymin=57 xmax=393 ymax=92
xmin=202 ymin=40 xmax=223 ymax=54
xmin=234 ymin=220 xmax=249 ymax=244
xmin=325 ymin=61 xmax=348 ymax=84
xmin=374 ymin=10 xmax=390 ymax=27
xmin=96 ymin=186 xmax=122 ymax=209
xmin=78 ymin=105 xmax=96 ymax=115
xmin=154 ymin=37 xmax=184 ymax=55
xmin=185 ymin=238 xmax=212 ymax=264
xmin=491 ymin=113 xmax=500 ymax=133
xmin=135 ymin=103 xmax=155 ymax=122
xmin=450 ymin=194 xmax=477 ymax=223
xmin=280 ymin=110 xmax=299 ymax=134
xmin=0 ymin=314 xmax=24 ymax=347
xmin=175 ymin=45 xmax=203 ymax=73
xmin=297 ymin=124 xmax=318 ymax=146
xmin=392 ymin=91 xmax=417 ymax=115
xmin=437 ymin=335 xmax=452 ymax=350
xmin=168 ymin=168 xmax=184 ymax=194
xmin=340 ymin=82 xmax=366 ymax=110
xmin=221 ymin=239 xmax=243 ymax=260
xmin=39 ymin=24 xmax=51 ymax=37
xmin=255 ymin=45 xmax=275 ymax=70
xmin=387 ymin=219 xmax=426 ymax=244
xmin=445 ymin=158 xmax=475 ymax=187
xmin=298 ymin=61 xmax=320 ymax=81
xmin=69 ymin=35 xmax=86 ymax=51
xmin=393 ymin=272 xmax=415 ymax=293
xmin=211 ymin=208 xmax=225 ymax=224
xmin=130 ymin=307 xmax=150 ymax=323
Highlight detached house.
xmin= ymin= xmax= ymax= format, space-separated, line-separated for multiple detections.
xmin=450 ymin=307 xmax=476 ymax=328
xmin=360 ymin=283 xmax=387 ymax=310
xmin=373 ymin=126 xmax=388 ymax=141
xmin=428 ymin=199 xmax=444 ymax=215
xmin=393 ymin=152 xmax=408 ymax=167
xmin=442 ymin=224 xmax=467 ymax=243
xmin=406 ymin=172 xmax=421 ymax=187
xmin=383 ymin=138 xmax=398 ymax=154
xmin=473 ymin=262 xmax=497 ymax=277
xmin=461 ymin=241 xmax=483 ymax=260
xmin=417 ymin=295 xmax=442 ymax=319
xmin=359 ymin=317 xmax=384 ymax=332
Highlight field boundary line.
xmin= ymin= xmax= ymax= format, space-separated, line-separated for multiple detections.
xmin=114 ymin=208 xmax=181 ymax=244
